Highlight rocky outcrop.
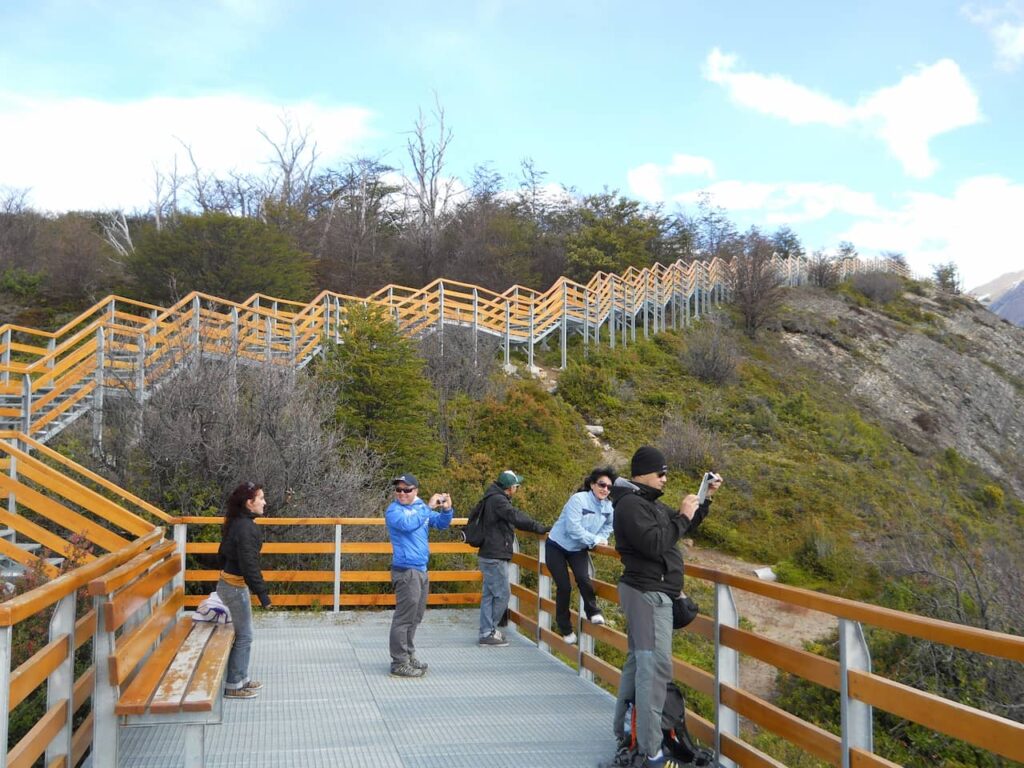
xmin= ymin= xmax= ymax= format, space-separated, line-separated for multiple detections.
xmin=779 ymin=289 xmax=1024 ymax=497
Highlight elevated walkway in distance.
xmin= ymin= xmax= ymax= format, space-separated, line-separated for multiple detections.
xmin=110 ymin=610 xmax=615 ymax=768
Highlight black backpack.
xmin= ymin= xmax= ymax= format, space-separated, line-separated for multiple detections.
xmin=660 ymin=682 xmax=716 ymax=766
xmin=462 ymin=497 xmax=488 ymax=547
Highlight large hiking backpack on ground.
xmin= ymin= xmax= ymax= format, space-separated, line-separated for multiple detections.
xmin=660 ymin=682 xmax=716 ymax=766
xmin=461 ymin=497 xmax=487 ymax=547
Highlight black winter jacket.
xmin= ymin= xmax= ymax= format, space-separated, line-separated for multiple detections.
xmin=218 ymin=513 xmax=271 ymax=608
xmin=611 ymin=480 xmax=711 ymax=596
xmin=476 ymin=483 xmax=550 ymax=561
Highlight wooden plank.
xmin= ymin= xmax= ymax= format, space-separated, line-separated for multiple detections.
xmin=720 ymin=624 xmax=841 ymax=691
xmin=0 ymin=528 xmax=162 ymax=627
xmin=111 ymin=588 xmax=183 ymax=686
xmin=74 ymin=609 xmax=96 ymax=650
xmin=148 ymin=623 xmax=216 ymax=714
xmin=71 ymin=712 xmax=93 ymax=767
xmin=104 ymin=556 xmax=180 ymax=632
xmin=0 ymin=537 xmax=59 ymax=579
xmin=7 ymin=698 xmax=67 ymax=768
xmin=849 ymin=669 xmax=1024 ymax=763
xmin=720 ymin=684 xmax=841 ymax=764
xmin=89 ymin=540 xmax=175 ymax=596
xmin=0 ymin=472 xmax=129 ymax=553
xmin=719 ymin=734 xmax=788 ymax=768
xmin=115 ymin=618 xmax=194 ymax=715
xmin=850 ymin=748 xmax=903 ymax=768
xmin=0 ymin=508 xmax=98 ymax=566
xmin=8 ymin=632 xmax=69 ymax=709
xmin=46 ymin=754 xmax=67 ymax=768
xmin=182 ymin=625 xmax=234 ymax=712
xmin=73 ymin=667 xmax=94 ymax=712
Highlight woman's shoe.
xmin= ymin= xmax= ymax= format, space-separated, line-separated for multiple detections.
xmin=224 ymin=686 xmax=259 ymax=699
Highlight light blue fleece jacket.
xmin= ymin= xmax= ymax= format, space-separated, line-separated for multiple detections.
xmin=385 ymin=497 xmax=454 ymax=571
xmin=547 ymin=490 xmax=613 ymax=552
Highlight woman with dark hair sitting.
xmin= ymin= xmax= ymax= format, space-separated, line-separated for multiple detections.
xmin=217 ymin=481 xmax=272 ymax=699
xmin=545 ymin=466 xmax=617 ymax=644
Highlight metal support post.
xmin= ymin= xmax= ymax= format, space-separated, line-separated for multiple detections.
xmin=334 ymin=524 xmax=342 ymax=612
xmin=173 ymin=524 xmax=187 ymax=595
xmin=714 ymin=583 xmax=740 ymax=768
xmin=438 ymin=282 xmax=445 ymax=358
xmin=642 ymin=274 xmax=650 ymax=339
xmin=91 ymin=594 xmax=119 ymax=768
xmin=0 ymin=626 xmax=12 ymax=767
xmin=538 ymin=542 xmax=551 ymax=652
xmin=135 ymin=333 xmax=146 ymax=404
xmin=20 ymin=375 xmax=32 ymax=436
xmin=578 ymin=555 xmax=596 ymax=683
xmin=508 ymin=538 xmax=520 ymax=629
xmin=191 ymin=295 xmax=201 ymax=354
xmin=609 ymin=281 xmax=617 ymax=350
xmin=1 ymin=329 xmax=10 ymax=386
xmin=472 ymin=288 xmax=479 ymax=367
xmin=92 ymin=327 xmax=105 ymax=456
xmin=560 ymin=282 xmax=568 ymax=370
xmin=583 ymin=287 xmax=591 ymax=357
xmin=840 ymin=619 xmax=873 ymax=768
xmin=264 ymin=317 xmax=273 ymax=363
xmin=45 ymin=594 xmax=76 ymax=767
xmin=528 ymin=302 xmax=535 ymax=372
xmin=504 ymin=301 xmax=512 ymax=369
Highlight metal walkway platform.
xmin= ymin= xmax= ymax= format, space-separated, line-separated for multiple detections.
xmin=113 ymin=609 xmax=617 ymax=767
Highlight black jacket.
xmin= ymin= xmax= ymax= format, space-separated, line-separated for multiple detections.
xmin=218 ymin=514 xmax=271 ymax=608
xmin=611 ymin=480 xmax=711 ymax=596
xmin=476 ymin=483 xmax=550 ymax=561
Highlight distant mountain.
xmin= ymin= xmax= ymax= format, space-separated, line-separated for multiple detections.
xmin=990 ymin=281 xmax=1024 ymax=327
xmin=969 ymin=269 xmax=1024 ymax=327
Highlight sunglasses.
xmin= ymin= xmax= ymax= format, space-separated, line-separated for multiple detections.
xmin=395 ymin=487 xmax=417 ymax=494
xmin=595 ymin=481 xmax=612 ymax=489
xmin=657 ymin=471 xmax=668 ymax=478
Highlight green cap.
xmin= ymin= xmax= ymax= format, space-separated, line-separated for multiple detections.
xmin=497 ymin=470 xmax=523 ymax=489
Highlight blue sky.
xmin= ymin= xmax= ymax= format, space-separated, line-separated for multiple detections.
xmin=2 ymin=0 xmax=1023 ymax=290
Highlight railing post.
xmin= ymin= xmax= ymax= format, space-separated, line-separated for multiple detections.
xmin=135 ymin=333 xmax=146 ymax=405
xmin=46 ymin=337 xmax=56 ymax=369
xmin=584 ymin=287 xmax=593 ymax=354
xmin=333 ymin=524 xmax=342 ymax=613
xmin=7 ymin=451 xmax=16 ymax=517
xmin=714 ymin=583 xmax=740 ymax=768
xmin=173 ymin=523 xmax=187 ymax=595
xmin=321 ymin=295 xmax=331 ymax=358
xmin=560 ymin=282 xmax=568 ymax=370
xmin=609 ymin=280 xmax=616 ymax=350
xmin=438 ymin=282 xmax=446 ymax=358
xmin=230 ymin=307 xmax=239 ymax=357
xmin=45 ymin=594 xmax=76 ymax=766
xmin=538 ymin=540 xmax=551 ymax=652
xmin=264 ymin=317 xmax=273 ymax=363
xmin=509 ymin=537 xmax=520 ymax=628
xmin=528 ymin=301 xmax=535 ymax=372
xmin=629 ymin=283 xmax=636 ymax=344
xmin=503 ymin=300 xmax=512 ymax=370
xmin=472 ymin=288 xmax=479 ymax=368
xmin=578 ymin=555 xmax=596 ymax=683
xmin=20 ymin=374 xmax=31 ymax=437
xmin=92 ymin=327 xmax=105 ymax=456
xmin=642 ymin=274 xmax=650 ymax=339
xmin=0 ymin=625 xmax=12 ymax=768
xmin=91 ymin=592 xmax=118 ymax=768
xmin=191 ymin=295 xmax=201 ymax=354
xmin=840 ymin=619 xmax=873 ymax=768
xmin=289 ymin=322 xmax=297 ymax=365
xmin=1 ymin=328 xmax=10 ymax=386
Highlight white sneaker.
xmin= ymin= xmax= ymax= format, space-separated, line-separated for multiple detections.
xmin=562 ymin=631 xmax=577 ymax=644
xmin=590 ymin=613 xmax=606 ymax=625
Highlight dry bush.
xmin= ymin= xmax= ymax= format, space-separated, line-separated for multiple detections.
xmin=100 ymin=355 xmax=387 ymax=532
xmin=683 ymin=320 xmax=737 ymax=385
xmin=806 ymin=250 xmax=839 ymax=289
xmin=851 ymin=271 xmax=902 ymax=303
xmin=659 ymin=415 xmax=717 ymax=473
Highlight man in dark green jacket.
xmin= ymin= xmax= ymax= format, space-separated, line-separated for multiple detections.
xmin=601 ymin=447 xmax=720 ymax=768
xmin=476 ymin=470 xmax=550 ymax=646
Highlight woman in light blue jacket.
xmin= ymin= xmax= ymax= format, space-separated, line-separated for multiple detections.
xmin=545 ymin=466 xmax=617 ymax=643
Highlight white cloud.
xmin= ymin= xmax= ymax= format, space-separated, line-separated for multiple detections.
xmin=663 ymin=180 xmax=882 ymax=223
xmin=963 ymin=2 xmax=1024 ymax=70
xmin=627 ymin=154 xmax=715 ymax=202
xmin=702 ymin=48 xmax=981 ymax=178
xmin=0 ymin=94 xmax=374 ymax=212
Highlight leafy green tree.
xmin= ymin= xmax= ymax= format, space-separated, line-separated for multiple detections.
xmin=317 ymin=304 xmax=443 ymax=479
xmin=128 ymin=212 xmax=313 ymax=302
xmin=564 ymin=190 xmax=665 ymax=280
xmin=836 ymin=240 xmax=858 ymax=260
xmin=932 ymin=261 xmax=961 ymax=294
xmin=771 ymin=226 xmax=805 ymax=259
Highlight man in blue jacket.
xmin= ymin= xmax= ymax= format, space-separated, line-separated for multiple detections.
xmin=385 ymin=473 xmax=454 ymax=678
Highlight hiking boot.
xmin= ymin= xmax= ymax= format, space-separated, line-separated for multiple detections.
xmin=562 ymin=631 xmax=577 ymax=645
xmin=224 ymin=686 xmax=259 ymax=699
xmin=390 ymin=662 xmax=425 ymax=678
xmin=478 ymin=630 xmax=509 ymax=646
xmin=242 ymin=680 xmax=263 ymax=690
xmin=409 ymin=656 xmax=428 ymax=672
xmin=597 ymin=736 xmax=639 ymax=767
xmin=590 ymin=612 xmax=606 ymax=625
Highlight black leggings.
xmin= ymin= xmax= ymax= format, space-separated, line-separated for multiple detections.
xmin=545 ymin=539 xmax=599 ymax=635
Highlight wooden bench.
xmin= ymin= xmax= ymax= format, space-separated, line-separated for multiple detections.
xmin=89 ymin=533 xmax=234 ymax=768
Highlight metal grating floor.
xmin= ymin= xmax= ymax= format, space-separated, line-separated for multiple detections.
xmin=111 ymin=609 xmax=618 ymax=767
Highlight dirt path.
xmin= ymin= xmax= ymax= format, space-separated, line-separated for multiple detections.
xmin=684 ymin=545 xmax=837 ymax=701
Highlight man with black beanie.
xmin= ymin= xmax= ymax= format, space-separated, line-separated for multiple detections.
xmin=599 ymin=446 xmax=721 ymax=768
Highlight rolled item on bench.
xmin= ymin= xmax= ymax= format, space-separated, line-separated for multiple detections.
xmin=193 ymin=591 xmax=232 ymax=624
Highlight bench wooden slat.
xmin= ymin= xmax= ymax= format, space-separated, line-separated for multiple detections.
xmin=115 ymin=618 xmax=193 ymax=715
xmin=182 ymin=625 xmax=234 ymax=712
xmin=105 ymin=556 xmax=180 ymax=632
xmin=111 ymin=587 xmax=183 ymax=686
xmin=148 ymin=623 xmax=216 ymax=714
xmin=88 ymin=540 xmax=175 ymax=596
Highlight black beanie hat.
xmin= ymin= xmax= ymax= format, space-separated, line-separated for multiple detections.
xmin=631 ymin=446 xmax=667 ymax=477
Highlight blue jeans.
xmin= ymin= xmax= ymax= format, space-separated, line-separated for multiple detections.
xmin=216 ymin=580 xmax=254 ymax=689
xmin=478 ymin=557 xmax=509 ymax=638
